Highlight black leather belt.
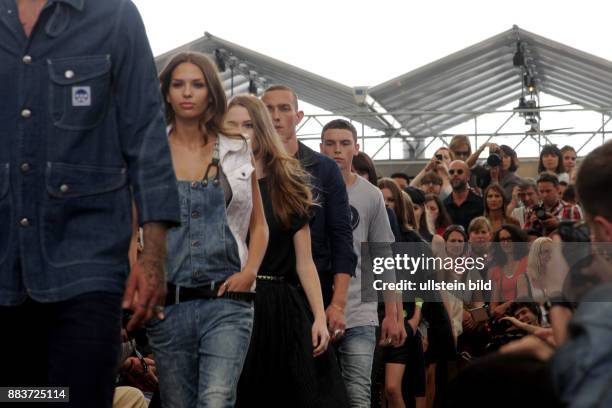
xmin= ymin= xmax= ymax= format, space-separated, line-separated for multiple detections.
xmin=166 ymin=282 xmax=255 ymax=305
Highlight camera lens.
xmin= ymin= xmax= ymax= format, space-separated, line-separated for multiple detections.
xmin=487 ymin=153 xmax=502 ymax=167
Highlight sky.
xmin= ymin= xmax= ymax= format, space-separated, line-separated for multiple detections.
xmin=131 ymin=0 xmax=612 ymax=159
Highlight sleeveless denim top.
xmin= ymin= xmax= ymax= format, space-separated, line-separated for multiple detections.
xmin=165 ymin=133 xmax=253 ymax=287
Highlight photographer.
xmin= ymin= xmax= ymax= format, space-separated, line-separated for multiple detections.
xmin=511 ymin=178 xmax=539 ymax=228
xmin=467 ymin=144 xmax=521 ymax=198
xmin=524 ymin=173 xmax=583 ymax=236
xmin=410 ymin=147 xmax=454 ymax=200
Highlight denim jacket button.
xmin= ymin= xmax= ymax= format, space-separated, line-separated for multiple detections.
xmin=191 ymin=240 xmax=200 ymax=247
xmin=191 ymin=181 xmax=198 ymax=189
xmin=21 ymin=109 xmax=32 ymax=118
xmin=20 ymin=218 xmax=30 ymax=227
xmin=20 ymin=163 xmax=31 ymax=173
xmin=22 ymin=55 xmax=32 ymax=64
xmin=191 ymin=211 xmax=200 ymax=219
xmin=59 ymin=184 xmax=70 ymax=193
xmin=64 ymin=70 xmax=75 ymax=79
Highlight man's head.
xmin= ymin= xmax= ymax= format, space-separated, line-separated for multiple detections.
xmin=449 ymin=160 xmax=470 ymax=192
xmin=537 ymin=172 xmax=560 ymax=208
xmin=390 ymin=172 xmax=410 ymax=189
xmin=449 ymin=135 xmax=472 ymax=161
xmin=576 ymin=141 xmax=612 ymax=242
xmin=509 ymin=300 xmax=541 ymax=326
xmin=518 ymin=178 xmax=539 ymax=208
xmin=320 ymin=119 xmax=359 ymax=173
xmin=420 ymin=171 xmax=443 ymax=195
xmin=261 ymin=85 xmax=303 ymax=144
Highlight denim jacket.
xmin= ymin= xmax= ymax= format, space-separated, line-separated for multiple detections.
xmin=0 ymin=0 xmax=180 ymax=304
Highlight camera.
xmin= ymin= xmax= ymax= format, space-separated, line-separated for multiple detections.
xmin=486 ymin=152 xmax=502 ymax=167
xmin=532 ymin=204 xmax=548 ymax=220
xmin=435 ymin=154 xmax=443 ymax=161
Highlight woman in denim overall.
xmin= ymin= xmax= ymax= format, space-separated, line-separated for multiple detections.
xmin=145 ymin=52 xmax=268 ymax=407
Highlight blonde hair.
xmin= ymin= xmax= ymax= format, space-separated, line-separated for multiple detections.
xmin=228 ymin=95 xmax=313 ymax=228
xmin=526 ymin=237 xmax=553 ymax=283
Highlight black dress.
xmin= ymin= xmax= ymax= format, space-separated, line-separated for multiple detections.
xmin=236 ymin=178 xmax=349 ymax=408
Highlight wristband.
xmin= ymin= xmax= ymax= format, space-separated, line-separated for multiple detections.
xmin=330 ymin=303 xmax=344 ymax=312
xmin=415 ymin=297 xmax=424 ymax=308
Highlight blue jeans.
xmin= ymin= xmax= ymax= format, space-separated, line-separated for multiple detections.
xmin=336 ymin=325 xmax=377 ymax=408
xmin=147 ymin=298 xmax=254 ymax=408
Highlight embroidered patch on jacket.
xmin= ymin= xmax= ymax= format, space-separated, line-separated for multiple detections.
xmin=72 ymin=86 xmax=91 ymax=107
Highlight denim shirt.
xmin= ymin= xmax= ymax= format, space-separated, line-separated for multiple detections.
xmin=0 ymin=0 xmax=180 ymax=305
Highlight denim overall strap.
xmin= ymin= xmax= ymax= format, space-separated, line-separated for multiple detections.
xmin=165 ymin=142 xmax=241 ymax=286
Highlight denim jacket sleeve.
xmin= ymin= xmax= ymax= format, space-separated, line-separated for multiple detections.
xmin=111 ymin=1 xmax=179 ymax=226
xmin=321 ymin=156 xmax=357 ymax=277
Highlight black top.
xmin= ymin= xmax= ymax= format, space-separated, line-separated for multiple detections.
xmin=258 ymin=178 xmax=309 ymax=279
xmin=443 ymin=190 xmax=484 ymax=231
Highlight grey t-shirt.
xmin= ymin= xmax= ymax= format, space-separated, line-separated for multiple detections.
xmin=346 ymin=175 xmax=396 ymax=329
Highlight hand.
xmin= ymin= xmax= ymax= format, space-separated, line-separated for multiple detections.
xmin=500 ymin=316 xmax=524 ymax=331
xmin=407 ymin=317 xmax=419 ymax=338
xmin=217 ymin=270 xmax=256 ymax=296
xmin=542 ymin=215 xmax=559 ymax=229
xmin=312 ymin=317 xmax=330 ymax=357
xmin=425 ymin=157 xmax=437 ymax=172
xmin=397 ymin=319 xmax=408 ymax=347
xmin=422 ymin=336 xmax=429 ymax=353
xmin=462 ymin=310 xmax=476 ymax=331
xmin=123 ymin=256 xmax=167 ymax=332
xmin=511 ymin=185 xmax=520 ymax=206
xmin=436 ymin=162 xmax=449 ymax=178
xmin=490 ymin=165 xmax=500 ymax=183
xmin=379 ymin=315 xmax=401 ymax=347
xmin=326 ymin=304 xmax=346 ymax=342
xmin=491 ymin=304 xmax=508 ymax=319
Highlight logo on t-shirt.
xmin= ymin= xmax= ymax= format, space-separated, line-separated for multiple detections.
xmin=350 ymin=205 xmax=360 ymax=231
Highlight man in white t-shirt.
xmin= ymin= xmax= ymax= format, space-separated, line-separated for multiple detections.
xmin=320 ymin=119 xmax=401 ymax=407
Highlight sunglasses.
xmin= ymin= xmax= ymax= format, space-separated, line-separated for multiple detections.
xmin=449 ymin=169 xmax=465 ymax=175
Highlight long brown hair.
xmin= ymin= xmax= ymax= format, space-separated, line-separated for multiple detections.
xmin=378 ymin=178 xmax=415 ymax=230
xmin=159 ymin=52 xmax=228 ymax=137
xmin=228 ymin=95 xmax=314 ymax=228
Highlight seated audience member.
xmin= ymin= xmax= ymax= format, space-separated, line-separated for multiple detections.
xmin=439 ymin=226 xmax=486 ymax=345
xmin=489 ymin=225 xmax=529 ymax=318
xmin=448 ymin=135 xmax=472 ymax=162
xmin=425 ymin=194 xmax=452 ymax=236
xmin=405 ymin=186 xmax=434 ymax=242
xmin=379 ymin=178 xmax=422 ymax=243
xmin=517 ymin=237 xmax=553 ymax=303
xmin=353 ymin=152 xmax=403 ymax=241
xmin=561 ymin=184 xmax=577 ymax=205
xmin=483 ymin=183 xmax=520 ymax=231
xmin=391 ymin=172 xmax=411 ymax=190
xmin=419 ymin=171 xmax=444 ymax=196
xmin=524 ymin=173 xmax=583 ymax=236
xmin=410 ymin=147 xmax=453 ymax=199
xmin=468 ymin=216 xmax=493 ymax=259
xmin=511 ymin=178 xmax=539 ymax=228
xmin=538 ymin=144 xmax=570 ymax=184
xmin=560 ymin=145 xmax=578 ymax=183
xmin=444 ymin=161 xmax=484 ymax=231
xmin=353 ymin=151 xmax=379 ymax=184
xmin=466 ymin=143 xmax=521 ymax=196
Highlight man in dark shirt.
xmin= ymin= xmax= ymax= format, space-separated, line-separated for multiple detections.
xmin=262 ymin=85 xmax=357 ymax=342
xmin=444 ymin=160 xmax=484 ymax=230
xmin=0 ymin=1 xmax=179 ymax=406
